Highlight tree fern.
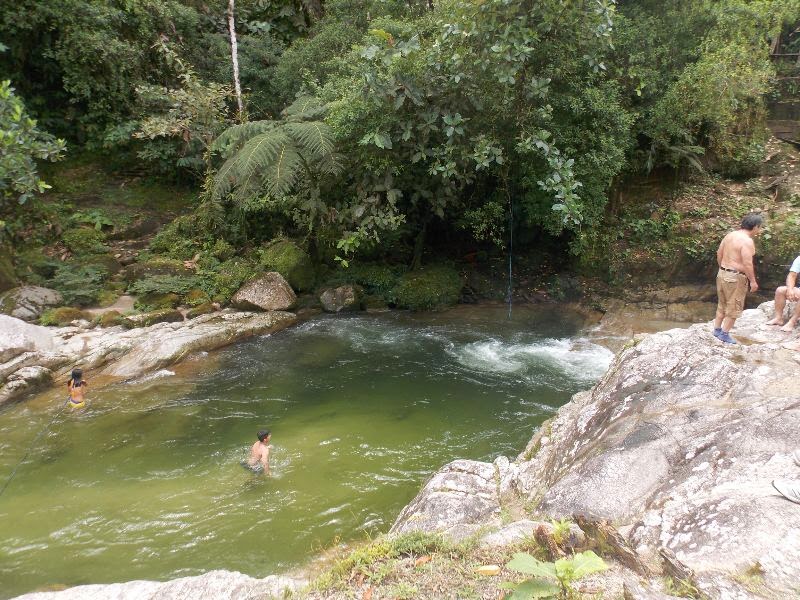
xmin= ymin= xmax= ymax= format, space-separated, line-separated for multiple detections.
xmin=210 ymin=97 xmax=341 ymax=202
xmin=282 ymin=95 xmax=327 ymax=122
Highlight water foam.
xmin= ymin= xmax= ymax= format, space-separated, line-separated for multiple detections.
xmin=453 ymin=337 xmax=613 ymax=383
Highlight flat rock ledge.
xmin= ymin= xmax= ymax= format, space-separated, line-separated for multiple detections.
xmin=391 ymin=301 xmax=800 ymax=599
xmin=0 ymin=310 xmax=297 ymax=406
xmin=13 ymin=570 xmax=305 ymax=600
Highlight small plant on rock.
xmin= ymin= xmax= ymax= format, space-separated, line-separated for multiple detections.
xmin=502 ymin=550 xmax=607 ymax=599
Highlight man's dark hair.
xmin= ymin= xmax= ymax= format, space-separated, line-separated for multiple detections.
xmin=741 ymin=214 xmax=763 ymax=230
xmin=257 ymin=430 xmax=270 ymax=441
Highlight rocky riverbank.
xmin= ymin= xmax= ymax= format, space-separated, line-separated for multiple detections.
xmin=0 ymin=309 xmax=297 ymax=406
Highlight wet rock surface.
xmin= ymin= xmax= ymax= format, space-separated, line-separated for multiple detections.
xmin=392 ymin=301 xmax=800 ymax=599
xmin=319 ymin=285 xmax=363 ymax=313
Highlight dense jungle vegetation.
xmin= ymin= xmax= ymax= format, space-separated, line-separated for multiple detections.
xmin=1 ymin=0 xmax=799 ymax=312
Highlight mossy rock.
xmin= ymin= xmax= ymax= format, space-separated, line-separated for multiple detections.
xmin=186 ymin=302 xmax=215 ymax=319
xmin=258 ymin=238 xmax=315 ymax=292
xmin=0 ymin=245 xmax=17 ymax=293
xmin=323 ymin=263 xmax=403 ymax=303
xmin=123 ymin=309 xmax=184 ymax=328
xmin=121 ymin=257 xmax=190 ymax=283
xmin=392 ymin=265 xmax=463 ymax=311
xmin=135 ymin=292 xmax=180 ymax=312
xmin=62 ymin=227 xmax=109 ymax=256
xmin=96 ymin=289 xmax=121 ymax=307
xmin=97 ymin=310 xmax=124 ymax=328
xmin=183 ymin=288 xmax=210 ymax=307
xmin=39 ymin=306 xmax=91 ymax=326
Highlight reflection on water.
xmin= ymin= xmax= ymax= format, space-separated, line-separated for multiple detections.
xmin=0 ymin=306 xmax=613 ymax=598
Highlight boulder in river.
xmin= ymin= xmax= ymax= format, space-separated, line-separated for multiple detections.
xmin=0 ymin=286 xmax=63 ymax=321
xmin=231 ymin=271 xmax=296 ymax=311
xmin=0 ymin=315 xmax=55 ymax=362
xmin=319 ymin=285 xmax=363 ymax=313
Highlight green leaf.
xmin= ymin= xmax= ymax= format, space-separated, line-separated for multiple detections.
xmin=563 ymin=551 xmax=607 ymax=579
xmin=506 ymin=553 xmax=557 ymax=579
xmin=506 ymin=579 xmax=560 ymax=599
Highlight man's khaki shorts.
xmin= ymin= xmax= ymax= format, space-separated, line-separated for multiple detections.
xmin=716 ymin=270 xmax=748 ymax=319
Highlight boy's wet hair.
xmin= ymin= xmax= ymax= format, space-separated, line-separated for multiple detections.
xmin=71 ymin=368 xmax=83 ymax=381
xmin=740 ymin=213 xmax=763 ymax=230
xmin=257 ymin=430 xmax=270 ymax=441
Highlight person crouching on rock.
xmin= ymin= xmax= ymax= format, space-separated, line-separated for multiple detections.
xmin=67 ymin=368 xmax=87 ymax=409
xmin=713 ymin=213 xmax=762 ymax=344
xmin=765 ymin=255 xmax=800 ymax=332
xmin=245 ymin=429 xmax=272 ymax=476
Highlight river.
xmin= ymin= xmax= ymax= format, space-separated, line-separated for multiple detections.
xmin=0 ymin=305 xmax=615 ymax=598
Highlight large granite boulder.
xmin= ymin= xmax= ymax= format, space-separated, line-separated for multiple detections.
xmin=0 ymin=315 xmax=55 ymax=362
xmin=231 ymin=272 xmax=296 ymax=311
xmin=13 ymin=569 xmax=305 ymax=600
xmin=319 ymin=285 xmax=363 ymax=313
xmin=391 ymin=303 xmax=800 ymax=599
xmin=0 ymin=286 xmax=63 ymax=321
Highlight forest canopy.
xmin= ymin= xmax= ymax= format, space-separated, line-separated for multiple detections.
xmin=1 ymin=0 xmax=799 ymax=262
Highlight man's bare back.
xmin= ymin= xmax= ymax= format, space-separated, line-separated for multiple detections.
xmin=248 ymin=430 xmax=271 ymax=475
xmin=717 ymin=230 xmax=758 ymax=292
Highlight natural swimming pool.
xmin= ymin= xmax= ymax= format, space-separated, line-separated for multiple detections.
xmin=0 ymin=306 xmax=614 ymax=598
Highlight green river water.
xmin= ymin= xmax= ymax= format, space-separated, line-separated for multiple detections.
xmin=0 ymin=306 xmax=614 ymax=598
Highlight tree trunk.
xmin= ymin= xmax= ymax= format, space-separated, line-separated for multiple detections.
xmin=227 ymin=0 xmax=244 ymax=119
xmin=410 ymin=218 xmax=429 ymax=271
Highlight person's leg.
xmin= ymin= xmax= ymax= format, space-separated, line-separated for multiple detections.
xmin=766 ymin=286 xmax=789 ymax=326
xmin=781 ymin=293 xmax=800 ymax=332
xmin=713 ymin=273 xmax=726 ymax=333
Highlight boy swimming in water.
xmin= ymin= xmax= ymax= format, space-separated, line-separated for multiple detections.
xmin=245 ymin=429 xmax=272 ymax=475
xmin=67 ymin=368 xmax=87 ymax=409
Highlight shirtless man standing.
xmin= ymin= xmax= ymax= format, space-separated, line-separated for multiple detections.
xmin=247 ymin=430 xmax=272 ymax=475
xmin=713 ymin=214 xmax=763 ymax=344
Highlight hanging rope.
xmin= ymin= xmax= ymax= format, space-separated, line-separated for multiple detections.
xmin=0 ymin=399 xmax=68 ymax=501
xmin=507 ymin=193 xmax=514 ymax=320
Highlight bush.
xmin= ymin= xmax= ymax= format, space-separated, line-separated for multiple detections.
xmin=392 ymin=265 xmax=463 ymax=311
xmin=258 ymin=238 xmax=315 ymax=292
xmin=201 ymin=257 xmax=260 ymax=304
xmin=209 ymin=239 xmax=235 ymax=261
xmin=14 ymin=248 xmax=59 ymax=285
xmin=49 ymin=262 xmax=108 ymax=306
xmin=39 ymin=306 xmax=90 ymax=326
xmin=149 ymin=215 xmax=202 ymax=259
xmin=62 ymin=227 xmax=108 ymax=256
xmin=128 ymin=274 xmax=205 ymax=297
xmin=326 ymin=263 xmax=403 ymax=298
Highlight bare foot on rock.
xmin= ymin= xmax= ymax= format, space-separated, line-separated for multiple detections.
xmin=766 ymin=317 xmax=785 ymax=326
xmin=781 ymin=321 xmax=797 ymax=333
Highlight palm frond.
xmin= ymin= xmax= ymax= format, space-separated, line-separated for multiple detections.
xmin=264 ymin=143 xmax=304 ymax=197
xmin=211 ymin=120 xmax=277 ymax=156
xmin=284 ymin=121 xmax=336 ymax=158
xmin=282 ymin=96 xmax=327 ymax=122
xmin=212 ymin=129 xmax=292 ymax=200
